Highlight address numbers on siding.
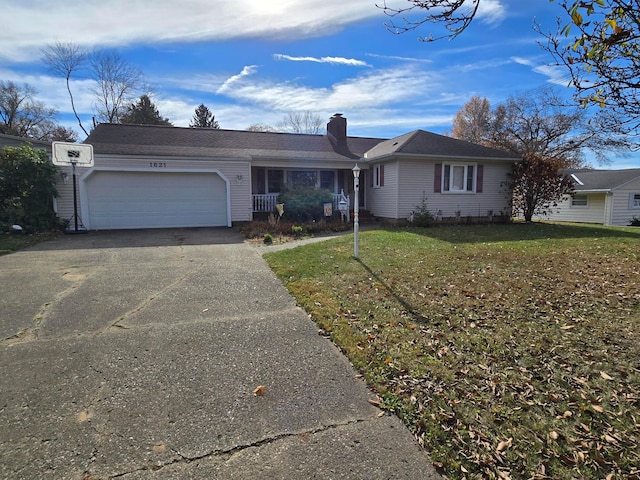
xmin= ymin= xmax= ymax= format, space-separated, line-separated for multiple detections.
xmin=149 ymin=162 xmax=167 ymax=168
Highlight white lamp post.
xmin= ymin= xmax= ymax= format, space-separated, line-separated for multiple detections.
xmin=352 ymin=164 xmax=361 ymax=259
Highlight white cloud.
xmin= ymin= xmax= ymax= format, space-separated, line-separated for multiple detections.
xmin=274 ymin=54 xmax=370 ymax=67
xmin=511 ymin=56 xmax=571 ymax=86
xmin=365 ymin=53 xmax=431 ymax=64
xmin=476 ymin=0 xmax=506 ymax=24
xmin=216 ymin=65 xmax=259 ymax=94
xmin=214 ymin=65 xmax=443 ymax=112
xmin=1 ymin=0 xmax=379 ymax=63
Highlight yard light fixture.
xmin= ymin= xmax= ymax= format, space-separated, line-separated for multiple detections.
xmin=352 ymin=164 xmax=361 ymax=259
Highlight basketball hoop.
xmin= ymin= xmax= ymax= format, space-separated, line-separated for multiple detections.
xmin=52 ymin=142 xmax=94 ymax=234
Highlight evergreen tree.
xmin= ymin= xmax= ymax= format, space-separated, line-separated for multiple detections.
xmin=119 ymin=95 xmax=172 ymax=126
xmin=189 ymin=104 xmax=219 ymax=128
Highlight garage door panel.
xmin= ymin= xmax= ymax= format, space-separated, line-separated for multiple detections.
xmin=85 ymin=171 xmax=228 ymax=229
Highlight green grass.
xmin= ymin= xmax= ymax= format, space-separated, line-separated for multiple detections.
xmin=0 ymin=232 xmax=58 ymax=256
xmin=265 ymin=223 xmax=640 ymax=480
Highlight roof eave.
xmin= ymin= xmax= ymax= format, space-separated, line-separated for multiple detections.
xmin=363 ymin=152 xmax=521 ymax=163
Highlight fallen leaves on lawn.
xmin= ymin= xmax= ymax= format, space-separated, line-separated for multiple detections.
xmin=266 ymin=226 xmax=640 ymax=480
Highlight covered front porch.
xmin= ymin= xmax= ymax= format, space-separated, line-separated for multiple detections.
xmin=251 ymin=166 xmax=365 ymax=214
xmin=253 ymin=191 xmax=350 ymax=214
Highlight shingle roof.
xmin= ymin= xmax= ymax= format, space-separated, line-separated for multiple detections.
xmin=84 ymin=124 xmax=523 ymax=164
xmin=564 ymin=168 xmax=640 ymax=191
xmin=0 ymin=133 xmax=51 ymax=151
xmin=364 ymin=130 xmax=520 ymax=162
xmin=85 ymin=123 xmax=383 ymax=162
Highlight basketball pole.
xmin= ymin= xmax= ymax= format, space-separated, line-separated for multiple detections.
xmin=71 ymin=159 xmax=78 ymax=232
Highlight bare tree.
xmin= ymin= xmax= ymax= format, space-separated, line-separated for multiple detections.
xmin=246 ymin=123 xmax=277 ymax=132
xmin=90 ymin=50 xmax=144 ymax=124
xmin=276 ymin=111 xmax=324 ymax=134
xmin=41 ymin=41 xmax=88 ymax=136
xmin=378 ymin=0 xmax=480 ymax=42
xmin=449 ymin=87 xmax=629 ymax=166
xmin=42 ymin=41 xmax=146 ymax=133
xmin=0 ymin=81 xmax=65 ymax=140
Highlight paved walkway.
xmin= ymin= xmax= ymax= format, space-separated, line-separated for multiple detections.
xmin=0 ymin=228 xmax=440 ymax=479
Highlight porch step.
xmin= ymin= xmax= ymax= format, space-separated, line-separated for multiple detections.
xmin=355 ymin=209 xmax=375 ymax=222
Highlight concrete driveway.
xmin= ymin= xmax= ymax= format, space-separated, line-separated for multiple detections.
xmin=0 ymin=228 xmax=440 ymax=479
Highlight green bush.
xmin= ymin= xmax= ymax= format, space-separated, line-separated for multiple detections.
xmin=278 ymin=188 xmax=334 ymax=222
xmin=263 ymin=233 xmax=273 ymax=244
xmin=0 ymin=144 xmax=59 ymax=232
xmin=409 ymin=194 xmax=435 ymax=227
xmin=291 ymin=225 xmax=304 ymax=238
xmin=629 ymin=216 xmax=640 ymax=227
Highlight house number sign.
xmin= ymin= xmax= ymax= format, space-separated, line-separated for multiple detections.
xmin=149 ymin=162 xmax=167 ymax=168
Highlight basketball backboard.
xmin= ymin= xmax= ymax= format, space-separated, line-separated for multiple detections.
xmin=52 ymin=142 xmax=94 ymax=167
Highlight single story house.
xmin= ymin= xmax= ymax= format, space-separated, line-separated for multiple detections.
xmin=541 ymin=168 xmax=640 ymax=226
xmin=0 ymin=133 xmax=51 ymax=152
xmin=53 ymin=114 xmax=521 ymax=230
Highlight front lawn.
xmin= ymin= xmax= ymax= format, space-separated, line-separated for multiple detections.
xmin=264 ymin=223 xmax=640 ymax=480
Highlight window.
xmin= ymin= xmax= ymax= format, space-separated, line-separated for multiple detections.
xmin=320 ymin=171 xmax=335 ymax=192
xmin=631 ymin=193 xmax=640 ymax=208
xmin=373 ymin=164 xmax=384 ymax=188
xmin=571 ymin=194 xmax=588 ymax=207
xmin=267 ymin=170 xmax=284 ymax=193
xmin=443 ymin=163 xmax=475 ymax=193
xmin=287 ymin=170 xmax=317 ymax=190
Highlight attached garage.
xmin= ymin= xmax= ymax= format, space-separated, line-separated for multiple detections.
xmin=80 ymin=169 xmax=231 ymax=230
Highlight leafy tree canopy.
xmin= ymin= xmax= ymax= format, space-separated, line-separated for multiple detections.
xmin=0 ymin=144 xmax=59 ymax=231
xmin=119 ymin=95 xmax=172 ymax=126
xmin=508 ymin=153 xmax=574 ymax=222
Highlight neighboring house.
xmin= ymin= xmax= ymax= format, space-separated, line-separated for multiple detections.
xmin=53 ymin=115 xmax=520 ymax=230
xmin=541 ymin=168 xmax=640 ymax=226
xmin=0 ymin=133 xmax=51 ymax=152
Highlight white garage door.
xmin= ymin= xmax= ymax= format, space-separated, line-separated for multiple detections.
xmin=85 ymin=171 xmax=228 ymax=229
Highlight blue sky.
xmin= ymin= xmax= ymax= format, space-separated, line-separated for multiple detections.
xmin=2 ymin=0 xmax=638 ymax=168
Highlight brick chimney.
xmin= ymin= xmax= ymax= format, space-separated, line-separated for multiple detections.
xmin=327 ymin=113 xmax=347 ymax=147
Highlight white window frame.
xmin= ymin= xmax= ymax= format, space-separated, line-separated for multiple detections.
xmin=630 ymin=193 xmax=640 ymax=209
xmin=442 ymin=163 xmax=476 ymax=194
xmin=373 ymin=165 xmax=382 ymax=188
xmin=571 ymin=194 xmax=589 ymax=208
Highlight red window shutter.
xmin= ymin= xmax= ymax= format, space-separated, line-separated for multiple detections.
xmin=380 ymin=164 xmax=384 ymax=186
xmin=434 ymin=163 xmax=442 ymax=193
xmin=476 ymin=165 xmax=484 ymax=193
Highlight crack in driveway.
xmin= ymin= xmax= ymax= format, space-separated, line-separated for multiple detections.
xmin=106 ymin=417 xmax=379 ymax=479
xmin=107 ymin=262 xmax=206 ymax=331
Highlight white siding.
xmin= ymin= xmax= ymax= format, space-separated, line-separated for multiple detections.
xmin=543 ymin=193 xmax=607 ymax=224
xmin=366 ymin=161 xmax=399 ymax=218
xmin=368 ymin=158 xmax=513 ymax=220
xmin=55 ymin=154 xmax=251 ymax=227
xmin=610 ymin=177 xmax=640 ymax=226
xmin=543 ymin=177 xmax=640 ymax=226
